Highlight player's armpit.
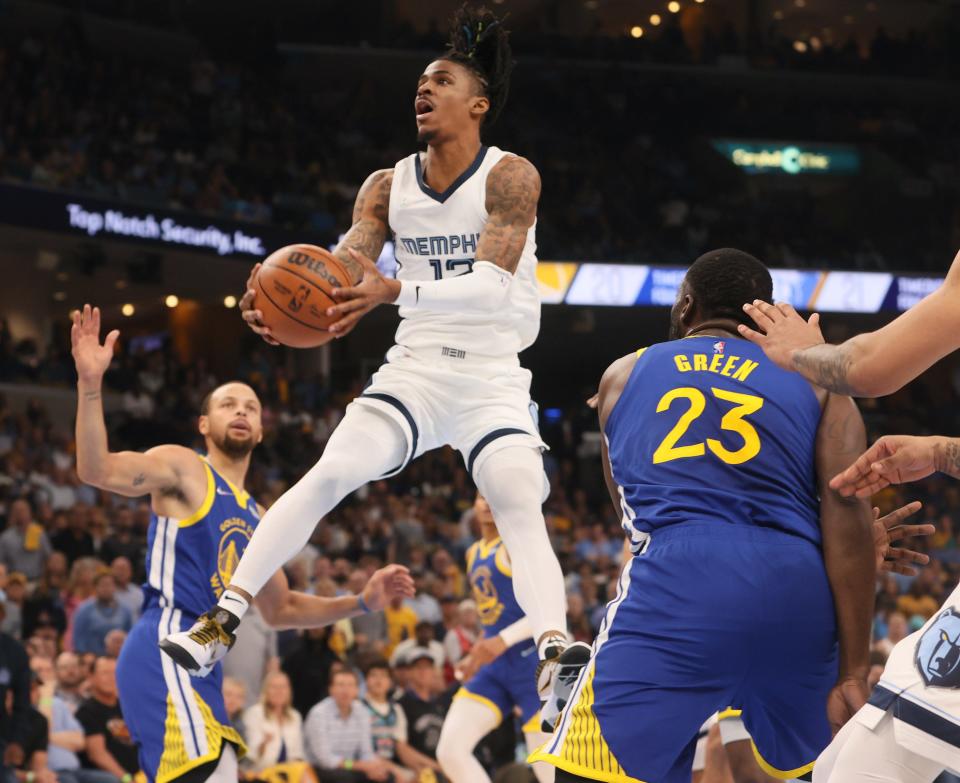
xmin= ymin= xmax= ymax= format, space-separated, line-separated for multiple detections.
xmin=333 ymin=168 xmax=394 ymax=283
xmin=597 ymin=352 xmax=640 ymax=517
xmin=477 ymin=155 xmax=540 ymax=274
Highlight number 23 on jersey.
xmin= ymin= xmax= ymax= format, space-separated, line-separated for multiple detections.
xmin=653 ymin=386 xmax=764 ymax=466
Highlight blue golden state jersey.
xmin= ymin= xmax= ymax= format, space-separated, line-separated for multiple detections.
xmin=466 ymin=537 xmax=523 ymax=639
xmin=606 ymin=336 xmax=822 ymax=544
xmin=142 ymin=456 xmax=260 ymax=618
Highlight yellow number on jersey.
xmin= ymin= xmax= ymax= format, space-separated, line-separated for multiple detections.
xmin=652 ymin=386 xmax=764 ymax=465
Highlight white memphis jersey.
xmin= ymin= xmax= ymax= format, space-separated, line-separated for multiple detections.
xmin=388 ymin=145 xmax=540 ymax=359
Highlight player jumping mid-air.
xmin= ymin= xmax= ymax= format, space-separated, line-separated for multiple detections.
xmin=71 ymin=305 xmax=414 ymax=783
xmin=534 ymin=249 xmax=879 ymax=783
xmin=160 ymin=4 xmax=581 ymax=705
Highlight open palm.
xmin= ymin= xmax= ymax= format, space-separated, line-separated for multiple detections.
xmin=71 ymin=304 xmax=120 ymax=384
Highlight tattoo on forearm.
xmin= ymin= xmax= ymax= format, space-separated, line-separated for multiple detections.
xmin=936 ymin=439 xmax=960 ymax=479
xmin=795 ymin=344 xmax=856 ymax=396
xmin=334 ymin=169 xmax=393 ymax=283
xmin=84 ymin=391 xmax=101 ymax=401
xmin=477 ymin=156 xmax=540 ymax=274
xmin=133 ymin=473 xmax=146 ymax=488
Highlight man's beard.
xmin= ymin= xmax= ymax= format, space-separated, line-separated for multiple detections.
xmin=417 ymin=127 xmax=437 ymax=144
xmin=213 ymin=431 xmax=256 ymax=459
xmin=667 ymin=318 xmax=683 ymax=341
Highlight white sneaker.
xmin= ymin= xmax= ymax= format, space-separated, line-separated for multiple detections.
xmin=538 ymin=641 xmax=592 ymax=733
xmin=158 ymin=609 xmax=237 ymax=677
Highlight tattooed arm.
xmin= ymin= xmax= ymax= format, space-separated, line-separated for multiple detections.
xmin=829 ymin=434 xmax=960 ymax=498
xmin=325 ymin=156 xmax=541 ymax=336
xmin=815 ymin=393 xmax=874 ymax=734
xmin=741 ymin=250 xmax=960 ymax=397
xmin=72 ymin=305 xmax=202 ymax=513
xmin=331 ymin=168 xmax=394 ymax=284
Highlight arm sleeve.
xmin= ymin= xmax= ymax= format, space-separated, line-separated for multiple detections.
xmin=498 ymin=616 xmax=533 ymax=648
xmin=393 ymin=262 xmax=512 ymax=314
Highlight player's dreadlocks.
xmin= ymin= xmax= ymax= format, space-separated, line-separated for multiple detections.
xmin=443 ymin=4 xmax=514 ymax=126
xmin=686 ymin=248 xmax=773 ymax=328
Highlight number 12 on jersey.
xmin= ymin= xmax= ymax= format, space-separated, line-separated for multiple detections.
xmin=429 ymin=258 xmax=474 ymax=280
xmin=653 ymin=386 xmax=764 ymax=466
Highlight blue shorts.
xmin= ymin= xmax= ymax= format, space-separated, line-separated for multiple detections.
xmin=116 ymin=607 xmax=245 ymax=783
xmin=457 ymin=640 xmax=540 ymax=728
xmin=532 ymin=524 xmax=837 ymax=783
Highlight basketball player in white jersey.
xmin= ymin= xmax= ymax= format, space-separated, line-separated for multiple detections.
xmin=161 ymin=5 xmax=581 ymax=703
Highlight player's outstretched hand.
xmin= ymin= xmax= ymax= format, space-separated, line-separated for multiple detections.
xmin=238 ymin=263 xmax=279 ymax=345
xmin=586 ymin=392 xmax=599 ymax=409
xmin=327 ymin=248 xmax=401 ymax=338
xmin=71 ymin=304 xmax=120 ymax=385
xmin=360 ymin=564 xmax=415 ymax=613
xmin=737 ymin=300 xmax=824 ymax=372
xmin=872 ymin=501 xmax=932 ymax=576
xmin=829 ymin=435 xmax=947 ymax=498
xmin=455 ymin=635 xmax=507 ymax=682
xmin=826 ymin=676 xmax=869 ymax=737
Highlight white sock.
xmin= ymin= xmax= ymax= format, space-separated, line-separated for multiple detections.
xmin=537 ymin=634 xmax=568 ymax=660
xmin=475 ymin=446 xmax=568 ymax=649
xmin=525 ymin=731 xmax=555 ymax=783
xmin=226 ymin=404 xmax=407 ymax=600
xmin=436 ymin=696 xmax=500 ymax=783
xmin=215 ymin=589 xmax=249 ymax=623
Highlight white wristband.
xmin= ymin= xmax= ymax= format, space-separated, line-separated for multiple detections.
xmin=395 ymin=279 xmax=419 ymax=308
xmin=498 ymin=616 xmax=533 ymax=648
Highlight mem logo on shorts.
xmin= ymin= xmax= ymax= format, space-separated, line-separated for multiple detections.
xmin=916 ymin=607 xmax=960 ymax=687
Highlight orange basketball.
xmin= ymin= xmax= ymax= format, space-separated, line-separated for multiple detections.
xmin=253 ymin=244 xmax=354 ymax=348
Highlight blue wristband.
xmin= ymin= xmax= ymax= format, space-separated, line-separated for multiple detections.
xmin=356 ymin=593 xmax=371 ymax=614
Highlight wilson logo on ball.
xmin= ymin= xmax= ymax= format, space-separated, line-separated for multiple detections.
xmin=287 ymin=251 xmax=341 ymax=288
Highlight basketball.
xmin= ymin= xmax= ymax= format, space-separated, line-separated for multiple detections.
xmin=253 ymin=244 xmax=354 ymax=348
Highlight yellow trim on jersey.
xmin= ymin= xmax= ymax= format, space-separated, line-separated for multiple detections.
xmin=203 ymin=456 xmax=251 ymax=508
xmin=635 ymin=347 xmax=648 ymax=359
xmin=466 ymin=541 xmax=480 ymax=572
xmin=156 ymin=690 xmax=247 ymax=783
xmin=494 ymin=542 xmax=512 ymax=578
xmin=521 ymin=712 xmax=542 ymax=734
xmin=749 ymin=741 xmax=815 ymax=781
xmin=178 ymin=460 xmax=216 ymax=528
xmin=528 ymin=664 xmax=641 ymax=783
xmin=717 ymin=708 xmax=742 ymax=721
xmin=453 ymin=687 xmax=503 ymax=725
xmin=477 ymin=536 xmax=502 ymax=560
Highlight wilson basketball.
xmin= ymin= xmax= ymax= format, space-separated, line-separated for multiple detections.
xmin=254 ymin=244 xmax=354 ymax=348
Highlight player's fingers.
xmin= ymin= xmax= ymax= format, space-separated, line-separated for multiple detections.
xmin=586 ymin=393 xmax=599 ymax=409
xmin=872 ymin=506 xmax=881 ymax=520
xmin=736 ymin=323 xmax=767 ymax=344
xmin=752 ymin=299 xmax=782 ymax=322
xmin=347 ymin=247 xmax=378 ymax=272
xmin=329 ymin=285 xmax=363 ymax=301
xmin=808 ymin=312 xmax=821 ymax=327
xmin=741 ymin=303 xmax=774 ymax=332
xmin=245 ymin=262 xmax=261 ymax=290
xmin=104 ymin=330 xmax=120 ymax=353
xmin=890 ymin=564 xmax=920 ymax=577
xmin=887 ymin=547 xmax=931 ymax=565
xmin=881 ymin=501 xmax=924 ymax=529
xmin=886 ymin=523 xmax=936 ymax=543
xmin=238 ymin=288 xmax=256 ymax=311
xmin=92 ymin=306 xmax=101 ymax=334
xmin=261 ymin=334 xmax=280 ymax=346
xmin=829 ymin=449 xmax=880 ymax=492
xmin=775 ymin=302 xmax=799 ymax=319
xmin=329 ymin=307 xmax=369 ymax=336
xmin=326 ymin=298 xmax=367 ymax=318
xmin=81 ymin=303 xmax=92 ymax=328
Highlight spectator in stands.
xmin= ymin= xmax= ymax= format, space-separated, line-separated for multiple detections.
xmin=361 ymin=659 xmax=438 ymax=781
xmin=98 ymin=510 xmax=143 ymax=572
xmin=396 ymin=648 xmax=455 ymax=763
xmin=442 ymin=600 xmax=477 ymax=676
xmin=384 ymin=594 xmax=417 ymax=658
xmin=391 ymin=622 xmax=444 ymax=673
xmin=62 ymin=559 xmax=98 ymax=649
xmin=75 ymin=657 xmax=139 ymax=779
xmin=14 ymin=672 xmax=53 ymax=783
xmin=404 ymin=572 xmax=442 ymax=626
xmin=1 ymin=573 xmax=26 ymax=638
xmin=876 ymin=610 xmax=909 ymax=656
xmin=222 ymin=677 xmax=248 ymax=741
xmin=242 ymin=671 xmax=305 ymax=773
xmin=53 ymin=653 xmax=85 ymax=713
xmin=304 ymin=667 xmax=392 ymax=782
xmin=897 ymin=574 xmax=941 ymax=620
xmin=103 ymin=630 xmax=125 ymax=659
xmin=223 ymin=605 xmax=278 ymax=709
xmin=282 ymin=626 xmax=341 ymax=720
xmin=32 ymin=655 xmax=113 ymax=783
xmin=22 ymin=553 xmax=67 ymax=639
xmin=0 ymin=604 xmax=31 ymax=781
xmin=52 ymin=507 xmax=94 ymax=565
xmin=108 ymin=559 xmax=140 ymax=623
xmin=71 ymin=572 xmax=132 ymax=656
xmin=0 ymin=499 xmax=51 ymax=581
